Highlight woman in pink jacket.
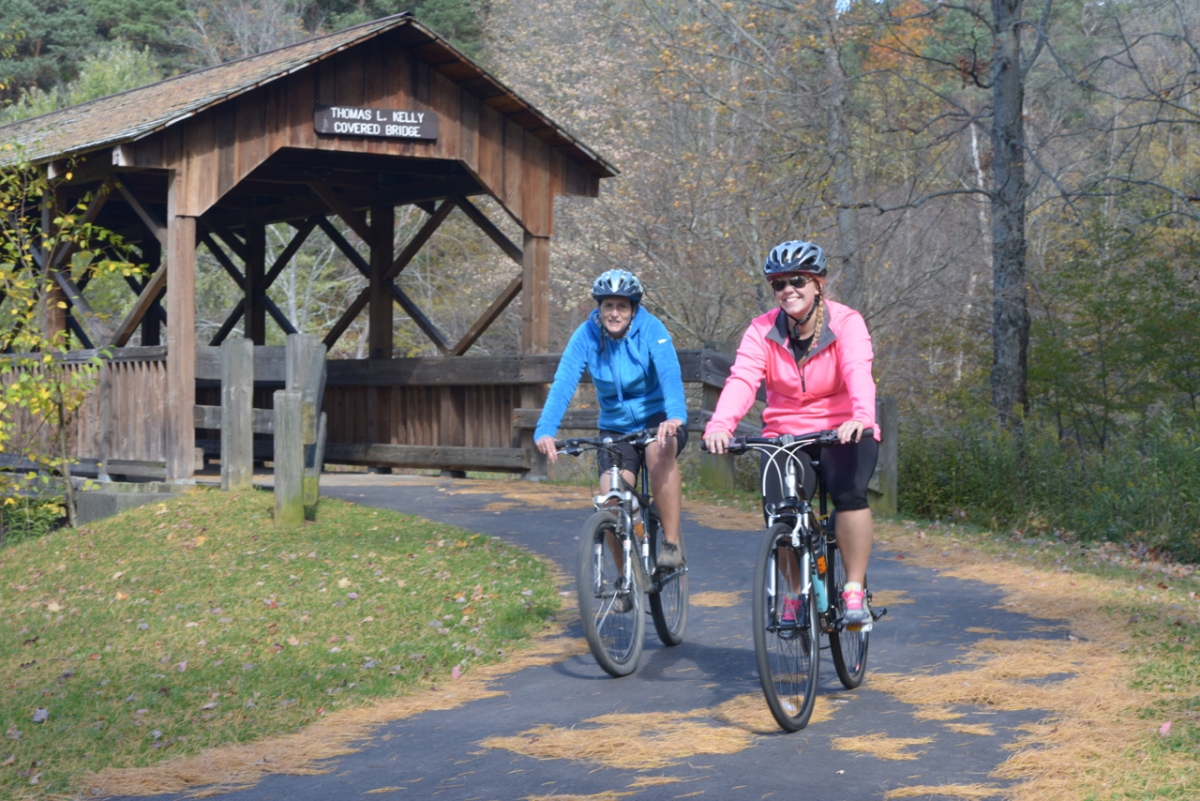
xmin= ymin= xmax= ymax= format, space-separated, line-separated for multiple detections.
xmin=702 ymin=240 xmax=878 ymax=624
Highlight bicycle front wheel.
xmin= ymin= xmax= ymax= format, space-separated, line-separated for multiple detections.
xmin=647 ymin=503 xmax=688 ymax=646
xmin=753 ymin=523 xmax=820 ymax=731
xmin=577 ymin=510 xmax=645 ymax=677
xmin=827 ymin=539 xmax=870 ymax=689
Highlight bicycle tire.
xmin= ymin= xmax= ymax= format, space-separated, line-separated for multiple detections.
xmin=827 ymin=538 xmax=870 ymax=689
xmin=753 ymin=523 xmax=820 ymax=731
xmin=646 ymin=503 xmax=688 ymax=646
xmin=576 ymin=510 xmax=645 ymax=677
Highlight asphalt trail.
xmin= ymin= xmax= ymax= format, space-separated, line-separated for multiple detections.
xmin=117 ymin=475 xmax=1065 ymax=801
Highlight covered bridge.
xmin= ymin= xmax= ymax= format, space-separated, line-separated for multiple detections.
xmin=0 ymin=13 xmax=620 ymax=483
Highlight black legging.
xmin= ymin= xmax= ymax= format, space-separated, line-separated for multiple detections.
xmin=760 ymin=436 xmax=878 ymax=517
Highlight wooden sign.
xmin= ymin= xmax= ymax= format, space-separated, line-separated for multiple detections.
xmin=314 ymin=106 xmax=438 ymax=140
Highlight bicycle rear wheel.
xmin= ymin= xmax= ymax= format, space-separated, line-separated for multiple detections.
xmin=753 ymin=523 xmax=820 ymax=731
xmin=647 ymin=503 xmax=688 ymax=646
xmin=577 ymin=510 xmax=645 ymax=677
xmin=827 ymin=538 xmax=870 ymax=689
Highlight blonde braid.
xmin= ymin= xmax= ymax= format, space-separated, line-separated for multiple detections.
xmin=798 ymin=299 xmax=824 ymax=366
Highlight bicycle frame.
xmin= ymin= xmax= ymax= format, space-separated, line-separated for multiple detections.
xmin=561 ymin=431 xmax=685 ymax=596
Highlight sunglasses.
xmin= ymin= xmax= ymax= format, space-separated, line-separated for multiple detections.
xmin=770 ymin=274 xmax=811 ymax=292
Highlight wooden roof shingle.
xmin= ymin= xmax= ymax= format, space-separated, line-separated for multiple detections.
xmin=0 ymin=13 xmax=616 ymax=177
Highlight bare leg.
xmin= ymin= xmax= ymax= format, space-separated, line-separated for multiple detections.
xmin=644 ymin=439 xmax=682 ymax=546
xmin=835 ymin=508 xmax=873 ymax=586
xmin=599 ymin=469 xmax=638 ymax=575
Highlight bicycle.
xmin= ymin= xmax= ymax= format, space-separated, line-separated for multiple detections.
xmin=556 ymin=430 xmax=689 ymax=677
xmin=705 ymin=430 xmax=886 ymax=731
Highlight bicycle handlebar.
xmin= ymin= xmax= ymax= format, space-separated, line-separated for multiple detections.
xmin=700 ymin=428 xmax=874 ymax=455
xmin=555 ymin=429 xmax=657 ymax=457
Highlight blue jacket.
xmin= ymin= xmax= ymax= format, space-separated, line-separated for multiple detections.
xmin=534 ymin=308 xmax=688 ymax=439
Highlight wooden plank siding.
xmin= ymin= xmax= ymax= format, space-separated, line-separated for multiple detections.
xmin=123 ymin=44 xmax=569 ymax=236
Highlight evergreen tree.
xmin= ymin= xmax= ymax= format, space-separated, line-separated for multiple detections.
xmin=0 ymin=0 xmax=96 ymax=101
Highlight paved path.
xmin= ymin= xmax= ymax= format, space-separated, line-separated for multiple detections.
xmin=121 ymin=475 xmax=1064 ymax=801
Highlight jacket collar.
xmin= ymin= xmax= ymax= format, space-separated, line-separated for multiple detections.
xmin=766 ymin=303 xmax=836 ymax=360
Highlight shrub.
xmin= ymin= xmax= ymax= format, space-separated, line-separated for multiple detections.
xmin=899 ymin=415 xmax=1200 ymax=562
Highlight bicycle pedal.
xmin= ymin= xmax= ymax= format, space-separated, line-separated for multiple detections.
xmin=871 ymin=606 xmax=888 ymax=622
xmin=846 ymin=621 xmax=873 ymax=633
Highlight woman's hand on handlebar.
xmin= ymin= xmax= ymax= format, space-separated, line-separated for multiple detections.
xmin=836 ymin=420 xmax=866 ymax=444
xmin=703 ymin=430 xmax=732 ymax=455
xmin=655 ymin=417 xmax=684 ymax=450
xmin=536 ymin=435 xmax=559 ymax=463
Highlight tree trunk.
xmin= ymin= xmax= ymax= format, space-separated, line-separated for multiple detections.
xmin=824 ymin=6 xmax=864 ymax=313
xmin=990 ymin=0 xmax=1030 ymax=428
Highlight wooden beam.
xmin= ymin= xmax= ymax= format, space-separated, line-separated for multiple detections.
xmin=195 ymin=344 xmax=286 ymax=382
xmin=455 ymin=196 xmax=523 ymax=264
xmin=165 ymin=184 xmax=196 ymax=483
xmin=50 ymin=269 xmax=113 ymax=344
xmin=322 ymin=443 xmax=530 ymax=471
xmin=205 ymin=177 xmax=483 ymax=229
xmin=209 ymin=299 xmax=245 ymax=346
xmin=308 ymin=183 xmax=372 ymax=242
xmin=137 ymin=237 xmax=163 ymax=346
xmin=323 ymin=354 xmax=561 ymax=386
xmin=109 ymin=264 xmax=169 ymax=346
xmin=391 ymin=284 xmax=451 ymax=354
xmin=314 ymin=216 xmax=371 ymax=274
xmin=261 ymin=294 xmax=299 ymax=336
xmin=45 ymin=177 xmax=115 ymax=272
xmin=67 ymin=315 xmax=94 ymax=350
xmin=202 ymin=218 xmax=251 ymax=263
xmin=244 ymin=223 xmax=266 ymax=344
xmin=369 ymin=204 xmax=395 ymax=360
xmin=452 ymin=275 xmax=522 ymax=355
xmin=322 ymin=287 xmax=369 ymax=351
xmin=316 ymin=214 xmax=451 ymax=354
xmin=386 ymin=199 xmax=456 ymax=280
xmin=262 ymin=217 xmax=319 ymax=289
xmin=114 ymin=179 xmax=167 ymax=246
xmin=522 ymin=234 xmax=550 ymax=353
xmin=200 ymin=232 xmax=246 ymax=288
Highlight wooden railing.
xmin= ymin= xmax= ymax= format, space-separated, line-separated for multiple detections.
xmin=2 ymin=346 xmax=897 ymax=515
xmin=1 ymin=346 xmax=171 ymax=478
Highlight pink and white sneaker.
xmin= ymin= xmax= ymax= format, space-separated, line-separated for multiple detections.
xmin=842 ymin=586 xmax=872 ymax=629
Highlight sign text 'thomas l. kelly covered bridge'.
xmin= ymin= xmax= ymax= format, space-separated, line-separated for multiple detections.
xmin=0 ymin=12 xmax=622 ymax=483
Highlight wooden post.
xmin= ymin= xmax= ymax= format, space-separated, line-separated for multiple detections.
xmin=139 ymin=237 xmax=162 ymax=347
xmin=244 ymin=224 xmax=267 ymax=345
xmin=368 ymin=205 xmax=394 ymax=360
xmin=699 ymin=381 xmax=735 ymax=492
xmin=97 ymin=359 xmax=113 ymax=482
xmin=220 ymin=337 xmax=254 ymax=491
xmin=520 ymin=233 xmax=550 ymax=480
xmin=869 ymin=396 xmax=899 ymax=516
xmin=304 ymin=412 xmax=327 ymax=512
xmin=286 ymin=333 xmax=327 ymax=512
xmin=699 ymin=343 xmax=737 ymax=493
xmin=274 ymin=389 xmax=304 ymax=527
xmin=165 ymin=174 xmax=197 ymax=484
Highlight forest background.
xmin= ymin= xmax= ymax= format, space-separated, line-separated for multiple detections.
xmin=1 ymin=0 xmax=1198 ymax=559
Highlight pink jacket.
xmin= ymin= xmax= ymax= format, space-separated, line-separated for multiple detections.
xmin=705 ymin=300 xmax=879 ymax=440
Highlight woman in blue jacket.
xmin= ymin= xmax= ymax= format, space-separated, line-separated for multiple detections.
xmin=535 ymin=270 xmax=688 ymax=570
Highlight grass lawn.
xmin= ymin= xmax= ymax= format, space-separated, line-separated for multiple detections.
xmin=0 ymin=487 xmax=560 ymax=799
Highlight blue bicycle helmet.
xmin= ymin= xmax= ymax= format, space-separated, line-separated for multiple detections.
xmin=764 ymin=240 xmax=827 ymax=278
xmin=590 ymin=269 xmax=645 ymax=304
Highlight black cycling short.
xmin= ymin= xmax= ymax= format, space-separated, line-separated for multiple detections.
xmin=759 ymin=435 xmax=878 ymax=516
xmin=597 ymin=411 xmax=689 ymax=478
